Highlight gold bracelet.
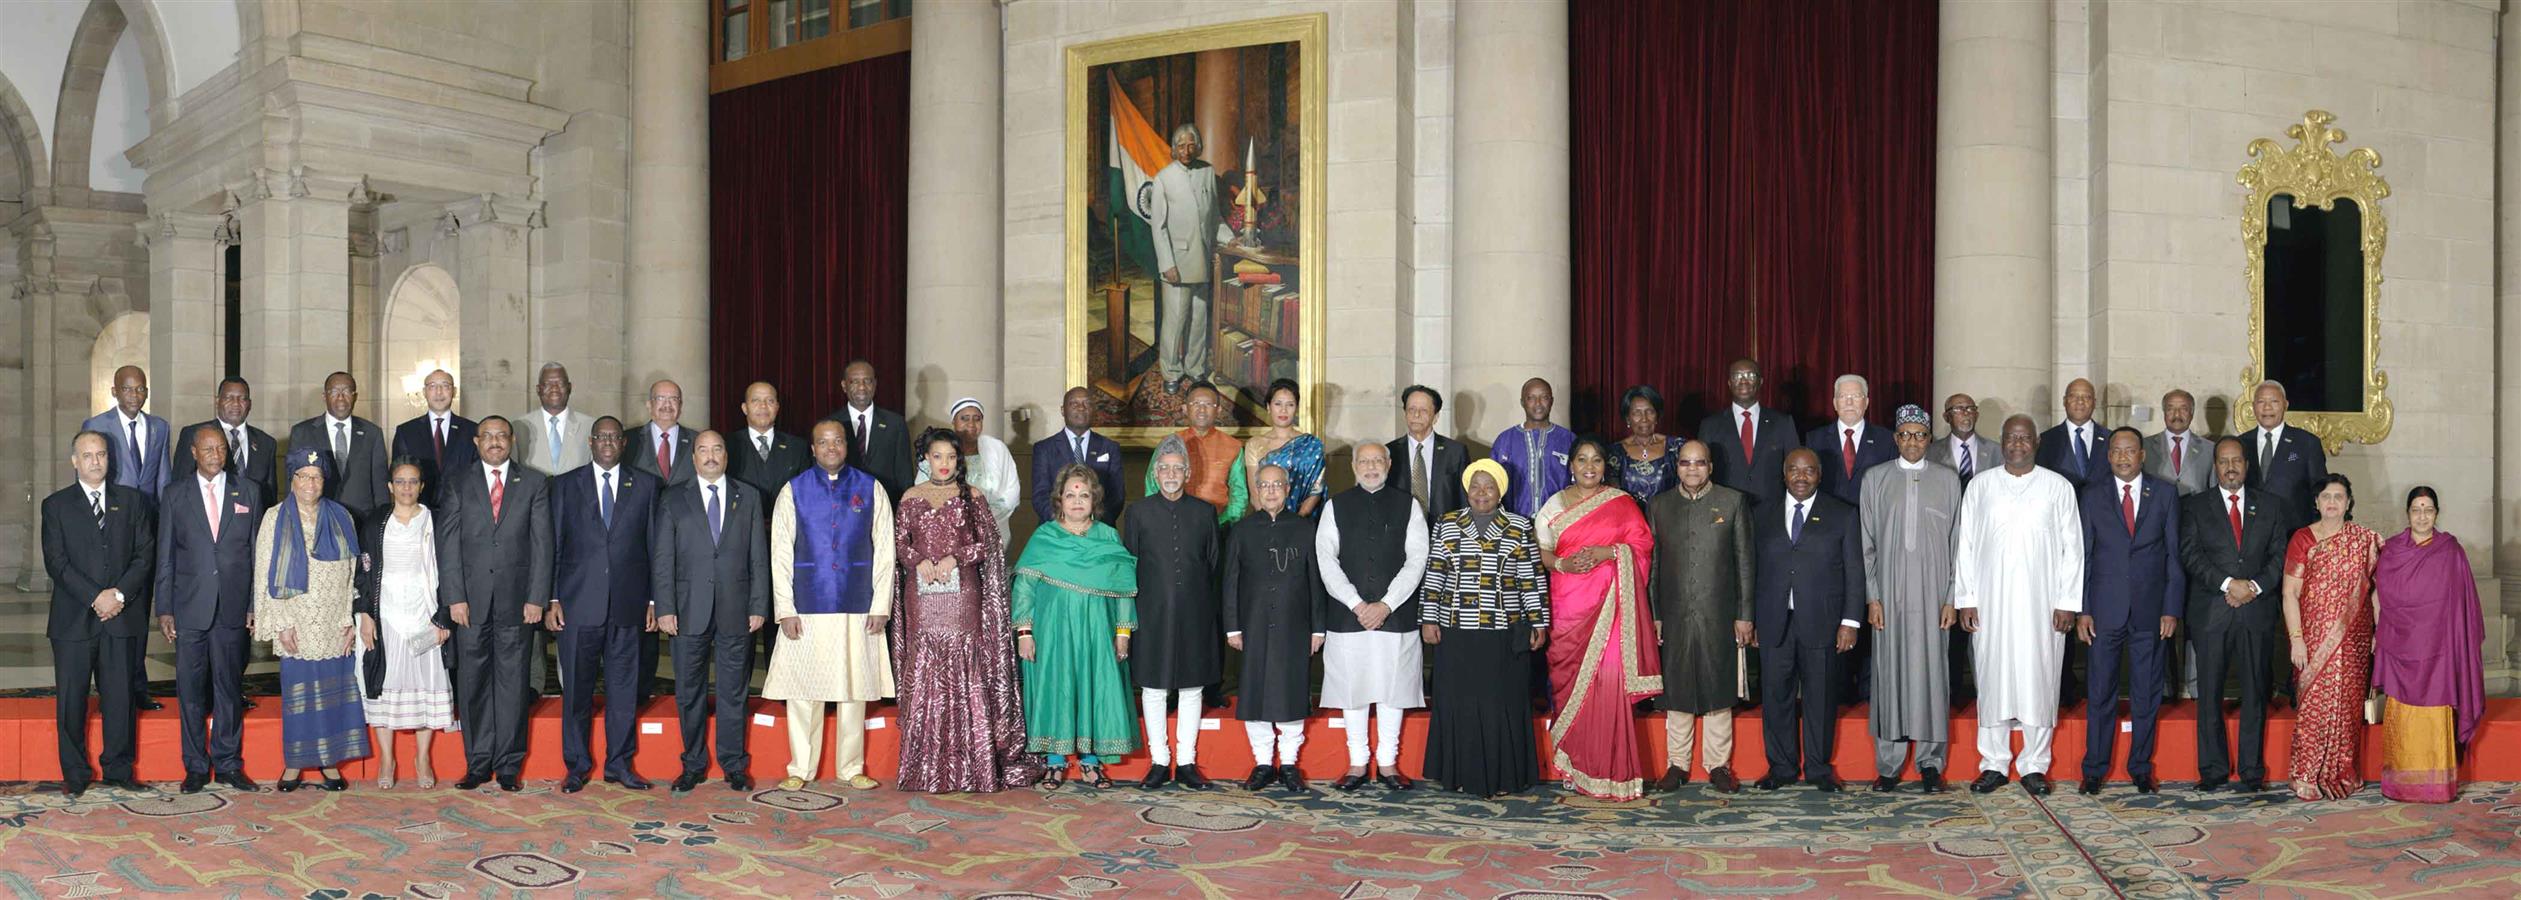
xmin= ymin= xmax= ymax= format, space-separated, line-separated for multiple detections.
xmin=1115 ymin=627 xmax=1133 ymax=637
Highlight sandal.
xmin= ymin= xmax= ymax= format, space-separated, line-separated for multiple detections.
xmin=1086 ymin=765 xmax=1115 ymax=790
xmin=1041 ymin=769 xmax=1067 ymax=790
xmin=376 ymin=771 xmax=395 ymax=790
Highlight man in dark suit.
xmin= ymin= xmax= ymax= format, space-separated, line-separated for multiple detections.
xmin=1032 ymin=387 xmax=1126 ymax=525
xmin=154 ymin=426 xmax=263 ymax=793
xmin=545 ymin=417 xmax=658 ymax=792
xmin=627 ymin=379 xmax=698 ymax=488
xmin=2178 ymin=437 xmax=2289 ymax=793
xmin=1805 ymin=374 xmax=1895 ymax=508
xmin=2035 ymin=378 xmax=2106 ymax=490
xmin=823 ymin=359 xmax=914 ymax=501
xmin=176 ymin=377 xmax=278 ymax=502
xmin=1387 ymin=384 xmax=1470 ymax=518
xmin=287 ymin=372 xmax=390 ymax=513
xmin=436 ymin=415 xmax=554 ymax=791
xmin=1750 ymin=448 xmax=1863 ymax=792
xmin=651 ymin=430 xmax=770 ymax=792
xmin=2075 ymin=427 xmax=2184 ymax=795
xmin=727 ymin=382 xmax=811 ymax=673
xmin=83 ymin=366 xmax=173 ymax=502
xmin=389 ymin=369 xmax=478 ymax=508
xmin=42 ymin=431 xmax=155 ymax=797
xmin=2239 ymin=380 xmax=2326 ymax=528
xmin=1699 ymin=357 xmax=1799 ymax=510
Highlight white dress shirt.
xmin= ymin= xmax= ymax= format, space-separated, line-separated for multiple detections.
xmin=2215 ymin=486 xmax=2260 ymax=595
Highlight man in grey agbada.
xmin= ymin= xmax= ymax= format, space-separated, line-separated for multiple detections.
xmin=1861 ymin=405 xmax=1963 ymax=793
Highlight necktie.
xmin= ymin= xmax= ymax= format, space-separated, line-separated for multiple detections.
xmin=757 ymin=434 xmax=771 ymax=460
xmin=2172 ymin=435 xmax=2183 ymax=478
xmin=856 ymin=412 xmax=870 ymax=458
xmin=489 ymin=467 xmax=505 ymax=521
xmin=707 ymin=484 xmax=723 ymax=546
xmin=2121 ymin=483 xmax=2136 ymax=535
xmin=1840 ymin=428 xmax=1856 ymax=480
xmin=333 ymin=421 xmax=348 ymax=462
xmin=230 ymin=427 xmax=246 ymax=472
xmin=433 ymin=417 xmax=446 ymax=464
xmin=1412 ymin=442 xmax=1430 ymax=507
xmin=1958 ymin=439 xmax=1974 ymax=477
xmin=127 ymin=420 xmax=142 ymax=474
xmin=548 ymin=414 xmax=562 ymax=466
xmin=2227 ymin=492 xmax=2243 ymax=546
xmin=2072 ymin=427 xmax=2090 ymax=476
xmin=657 ymin=432 xmax=672 ymax=475
xmin=1073 ymin=433 xmax=1086 ymax=463
xmin=1740 ymin=411 xmax=1755 ymax=466
xmin=600 ymin=470 xmax=615 ymax=528
xmin=91 ymin=490 xmax=106 ymax=529
xmin=202 ymin=482 xmax=218 ymax=539
xmin=1789 ymin=501 xmax=1805 ymax=544
xmin=2260 ymin=430 xmax=2275 ymax=471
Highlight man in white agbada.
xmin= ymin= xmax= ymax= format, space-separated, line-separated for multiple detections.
xmin=1953 ymin=414 xmax=2084 ymax=796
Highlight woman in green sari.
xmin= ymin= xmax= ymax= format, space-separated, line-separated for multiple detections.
xmin=1014 ymin=463 xmax=1141 ymax=788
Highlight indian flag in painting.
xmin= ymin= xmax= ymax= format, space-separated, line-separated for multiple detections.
xmin=1106 ymin=72 xmax=1169 ymax=276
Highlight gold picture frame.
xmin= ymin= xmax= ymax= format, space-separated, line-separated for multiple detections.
xmin=2238 ymin=109 xmax=2392 ymax=455
xmin=1063 ymin=14 xmax=1328 ymax=448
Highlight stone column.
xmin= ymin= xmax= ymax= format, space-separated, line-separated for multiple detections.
xmin=2494 ymin=3 xmax=2521 ymax=690
xmin=905 ymin=0 xmax=1002 ymax=427
xmin=1450 ymin=0 xmax=1571 ymax=441
xmin=443 ymin=195 xmax=543 ymax=424
xmin=348 ymin=194 xmax=383 ymax=424
xmin=1931 ymin=0 xmax=2052 ymax=424
xmin=12 ymin=228 xmax=62 ymax=591
xmin=628 ymin=0 xmax=712 ymax=427
xmin=141 ymin=210 xmax=225 ymax=420
xmin=231 ymin=167 xmax=358 ymax=424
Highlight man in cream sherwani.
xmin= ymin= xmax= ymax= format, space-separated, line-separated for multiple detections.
xmin=1147 ymin=122 xmax=1220 ymax=394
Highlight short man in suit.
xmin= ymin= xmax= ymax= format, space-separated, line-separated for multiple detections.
xmin=2035 ymin=378 xmax=2106 ymax=491
xmin=628 ymin=379 xmax=698 ymax=487
xmin=390 ymin=369 xmax=478 ymax=508
xmin=2144 ymin=387 xmax=2213 ymax=701
xmin=2178 ymin=436 xmax=2289 ymax=793
xmin=2075 ymin=427 xmax=2183 ymax=795
xmin=1388 ymin=384 xmax=1470 ymax=519
xmin=1699 ymin=357 xmax=1799 ymax=510
xmin=84 ymin=365 xmax=173 ymax=501
xmin=823 ymin=359 xmax=913 ymax=501
xmin=545 ymin=417 xmax=658 ymax=792
xmin=2239 ymin=379 xmax=2326 ymax=528
xmin=1032 ymin=387 xmax=1125 ymax=525
xmin=1750 ymin=448 xmax=1863 ymax=792
xmin=436 ymin=416 xmax=554 ymax=792
xmin=288 ymin=372 xmax=389 ymax=512
xmin=42 ymin=431 xmax=155 ymax=797
xmin=155 ymin=426 xmax=263 ymax=793
xmin=176 ymin=377 xmax=278 ymax=502
xmin=1926 ymin=393 xmax=1999 ymax=484
xmin=652 ymin=430 xmax=769 ymax=792
xmin=728 ymin=381 xmax=811 ymax=671
xmin=515 ymin=362 xmax=598 ymax=477
xmin=1805 ymin=373 xmax=1895 ymax=508
xmin=1149 ymin=122 xmax=1220 ymax=392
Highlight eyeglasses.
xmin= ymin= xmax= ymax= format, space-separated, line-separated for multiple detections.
xmin=1727 ymin=373 xmax=1759 ymax=383
xmin=1944 ymin=404 xmax=1977 ymax=413
xmin=1675 ymin=459 xmax=1711 ymax=468
xmin=1154 ymin=463 xmax=1190 ymax=473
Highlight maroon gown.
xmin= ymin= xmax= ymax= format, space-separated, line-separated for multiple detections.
xmin=892 ymin=488 xmax=1043 ymax=792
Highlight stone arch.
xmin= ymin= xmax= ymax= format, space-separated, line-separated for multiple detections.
xmin=110 ymin=1 xmax=176 ymax=121
xmin=0 ymin=71 xmax=51 ymax=206
xmin=380 ymin=263 xmax=462 ymax=420
xmin=88 ymin=311 xmax=149 ymax=414
xmin=54 ymin=0 xmax=136 ymax=197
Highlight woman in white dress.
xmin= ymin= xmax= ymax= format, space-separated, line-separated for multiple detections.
xmin=354 ymin=461 xmax=457 ymax=788
xmin=920 ymin=398 xmax=1021 ymax=552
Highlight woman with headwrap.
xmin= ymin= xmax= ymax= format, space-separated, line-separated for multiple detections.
xmin=1420 ymin=459 xmax=1550 ymax=797
xmin=253 ymin=445 xmax=370 ymax=791
xmin=921 ymin=398 xmax=1021 ymax=552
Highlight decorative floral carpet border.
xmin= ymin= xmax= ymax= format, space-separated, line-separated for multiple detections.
xmin=0 ymin=778 xmax=2513 ymax=898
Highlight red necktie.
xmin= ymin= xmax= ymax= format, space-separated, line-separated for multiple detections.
xmin=2227 ymin=492 xmax=2243 ymax=546
xmin=1739 ymin=411 xmax=1755 ymax=466
xmin=657 ymin=433 xmax=672 ymax=475
xmin=489 ymin=467 xmax=506 ymax=521
xmin=2121 ymin=483 xmax=2136 ymax=535
xmin=1841 ymin=428 xmax=1856 ymax=479
xmin=2171 ymin=435 xmax=2183 ymax=478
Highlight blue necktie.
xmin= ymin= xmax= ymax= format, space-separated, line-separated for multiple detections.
xmin=2073 ymin=427 xmax=2090 ymax=476
xmin=707 ymin=484 xmax=722 ymax=546
xmin=1789 ymin=501 xmax=1805 ymax=544
xmin=600 ymin=471 xmax=614 ymax=528
xmin=126 ymin=419 xmax=141 ymax=478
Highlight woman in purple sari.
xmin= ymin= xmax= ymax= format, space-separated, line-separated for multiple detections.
xmin=2371 ymin=486 xmax=2485 ymax=803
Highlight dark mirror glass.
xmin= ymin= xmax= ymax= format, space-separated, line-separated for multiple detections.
xmin=2261 ymin=194 xmax=2365 ymax=413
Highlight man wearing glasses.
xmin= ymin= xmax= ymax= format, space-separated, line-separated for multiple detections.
xmin=1144 ymin=382 xmax=1246 ymax=525
xmin=287 ymin=372 xmax=389 ymax=512
xmin=1696 ymin=358 xmax=1799 ymax=511
xmin=1644 ymin=440 xmax=1754 ymax=794
xmin=1859 ymin=406 xmax=1965 ymax=793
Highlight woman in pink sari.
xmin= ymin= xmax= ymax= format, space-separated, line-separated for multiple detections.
xmin=2282 ymin=474 xmax=2382 ymax=801
xmin=1536 ymin=437 xmax=1661 ymax=800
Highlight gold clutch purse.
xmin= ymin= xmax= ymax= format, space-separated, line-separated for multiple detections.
xmin=2364 ymin=691 xmax=2385 ymax=725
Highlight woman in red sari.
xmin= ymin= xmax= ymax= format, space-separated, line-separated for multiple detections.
xmin=2282 ymin=473 xmax=2382 ymax=801
xmin=1536 ymin=437 xmax=1660 ymax=800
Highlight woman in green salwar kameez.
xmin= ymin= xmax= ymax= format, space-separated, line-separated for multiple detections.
xmin=1014 ymin=464 xmax=1141 ymax=788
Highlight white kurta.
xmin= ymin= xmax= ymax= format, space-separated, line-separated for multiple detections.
xmin=1950 ymin=465 xmax=2084 ymax=728
xmin=920 ymin=435 xmax=1019 ymax=552
xmin=762 ymin=477 xmax=898 ymax=703
xmin=1315 ymin=490 xmax=1432 ymax=709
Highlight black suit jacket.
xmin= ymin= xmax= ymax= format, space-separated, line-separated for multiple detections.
xmin=726 ymin=428 xmax=812 ymax=517
xmin=2177 ymin=487 xmax=2290 ymax=634
xmin=1700 ymin=405 xmax=1799 ymax=509
xmin=1385 ymin=433 xmax=1471 ymax=518
xmin=649 ymin=478 xmax=769 ymax=633
xmin=152 ymin=474 xmax=262 ymax=632
xmin=626 ymin=422 xmax=699 ymax=487
xmin=2240 ymin=425 xmax=2327 ymax=527
xmin=43 ymin=483 xmax=155 ymax=640
xmin=550 ymin=465 xmax=659 ymax=630
xmin=435 ymin=463 xmax=555 ymax=624
xmin=1751 ymin=492 xmax=1863 ymax=648
xmin=1031 ymin=430 xmax=1126 ymax=524
xmin=824 ymin=404 xmax=914 ymax=501
xmin=391 ymin=414 xmax=479 ymax=507
xmin=2035 ymin=421 xmax=2108 ymax=490
xmin=288 ymin=415 xmax=391 ymax=512
xmin=1805 ymin=420 xmax=1896 ymax=507
xmin=175 ymin=420 xmax=278 ymax=502
xmin=2079 ymin=475 xmax=2185 ymax=630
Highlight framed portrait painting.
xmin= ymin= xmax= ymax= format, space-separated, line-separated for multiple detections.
xmin=1063 ymin=14 xmax=1327 ymax=448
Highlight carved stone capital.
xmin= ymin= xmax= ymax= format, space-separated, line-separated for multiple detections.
xmin=136 ymin=210 xmax=225 ymax=249
xmin=380 ymin=227 xmax=409 ymax=255
xmin=439 ymin=194 xmax=546 ymax=233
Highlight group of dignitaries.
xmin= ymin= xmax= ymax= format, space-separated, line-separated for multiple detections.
xmin=38 ymin=352 xmax=2381 ymax=804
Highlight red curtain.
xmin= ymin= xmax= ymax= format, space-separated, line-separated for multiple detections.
xmin=1571 ymin=0 xmax=1937 ymax=435
xmin=708 ymin=52 xmax=912 ymax=433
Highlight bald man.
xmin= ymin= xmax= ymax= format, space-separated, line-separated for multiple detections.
xmin=390 ymin=369 xmax=478 ymax=507
xmin=83 ymin=365 xmax=173 ymax=500
xmin=2035 ymin=379 xmax=2106 ymax=491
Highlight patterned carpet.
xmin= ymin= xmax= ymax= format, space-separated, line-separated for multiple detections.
xmin=0 ymin=776 xmax=2514 ymax=898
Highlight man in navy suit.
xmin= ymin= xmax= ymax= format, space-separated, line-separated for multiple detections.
xmin=2075 ymin=427 xmax=2183 ymax=795
xmin=287 ymin=372 xmax=390 ymax=513
xmin=154 ymin=427 xmax=263 ymax=793
xmin=83 ymin=366 xmax=173 ymax=502
xmin=390 ymin=369 xmax=478 ymax=508
xmin=2035 ymin=378 xmax=2106 ymax=490
xmin=546 ymin=417 xmax=659 ymax=792
xmin=2239 ymin=380 xmax=2326 ymax=529
xmin=42 ymin=431 xmax=155 ymax=797
xmin=1805 ymin=373 xmax=1894 ymax=508
xmin=1032 ymin=387 xmax=1125 ymax=525
xmin=1750 ymin=448 xmax=1863 ymax=792
xmin=1700 ymin=358 xmax=1799 ymax=510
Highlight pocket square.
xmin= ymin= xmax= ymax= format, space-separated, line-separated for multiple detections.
xmin=1095 ymin=452 xmax=1110 ymax=462
xmin=233 ymin=503 xmax=251 ymax=514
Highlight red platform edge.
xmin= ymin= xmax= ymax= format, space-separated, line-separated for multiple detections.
xmin=10 ymin=697 xmax=2518 ymax=785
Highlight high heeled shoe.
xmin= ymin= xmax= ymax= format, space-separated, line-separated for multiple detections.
xmin=320 ymin=771 xmax=349 ymax=792
xmin=275 ymin=773 xmax=305 ymax=793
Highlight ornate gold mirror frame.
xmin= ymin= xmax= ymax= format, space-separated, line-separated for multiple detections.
xmin=2237 ymin=109 xmax=2391 ymax=455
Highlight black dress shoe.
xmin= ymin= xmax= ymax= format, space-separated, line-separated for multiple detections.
xmin=496 ymin=773 xmax=521 ymax=792
xmin=1332 ymin=772 xmax=1370 ymax=792
xmin=241 ymin=697 xmax=258 ymax=710
xmin=2193 ymin=775 xmax=2228 ymax=792
xmin=2133 ymin=775 xmax=2159 ymax=793
xmin=101 ymin=778 xmax=148 ymax=793
xmin=1969 ymin=771 xmax=2009 ymax=794
xmin=1136 ymin=764 xmax=1172 ymax=790
xmin=2022 ymin=774 xmax=2053 ymax=796
xmin=2233 ymin=778 xmax=2267 ymax=794
xmin=1872 ymin=776 xmax=1900 ymax=792
xmin=1754 ymin=774 xmax=1794 ymax=791
xmin=62 ymin=782 xmax=88 ymax=798
xmin=1810 ymin=777 xmax=1844 ymax=793
xmin=1174 ymin=764 xmax=1212 ymax=790
xmin=726 ymin=774 xmax=754 ymax=792
xmin=1919 ymin=767 xmax=1947 ymax=793
xmin=1707 ymin=766 xmax=1741 ymax=794
xmin=671 ymin=771 xmax=704 ymax=793
xmin=181 ymin=772 xmax=209 ymax=794
xmin=2077 ymin=777 xmax=2103 ymax=795
xmin=456 ymin=771 xmax=493 ymax=791
xmin=607 ymin=773 xmax=654 ymax=790
xmin=1278 ymin=766 xmax=1308 ymax=792
xmin=1377 ymin=771 xmax=1414 ymax=791
xmin=561 ymin=773 xmax=589 ymax=793
xmin=137 ymin=697 xmax=164 ymax=711
xmin=1243 ymin=765 xmax=1276 ymax=791
xmin=320 ymin=773 xmax=348 ymax=792
xmin=216 ymin=772 xmax=261 ymax=792
xmin=1649 ymin=765 xmax=1688 ymax=792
